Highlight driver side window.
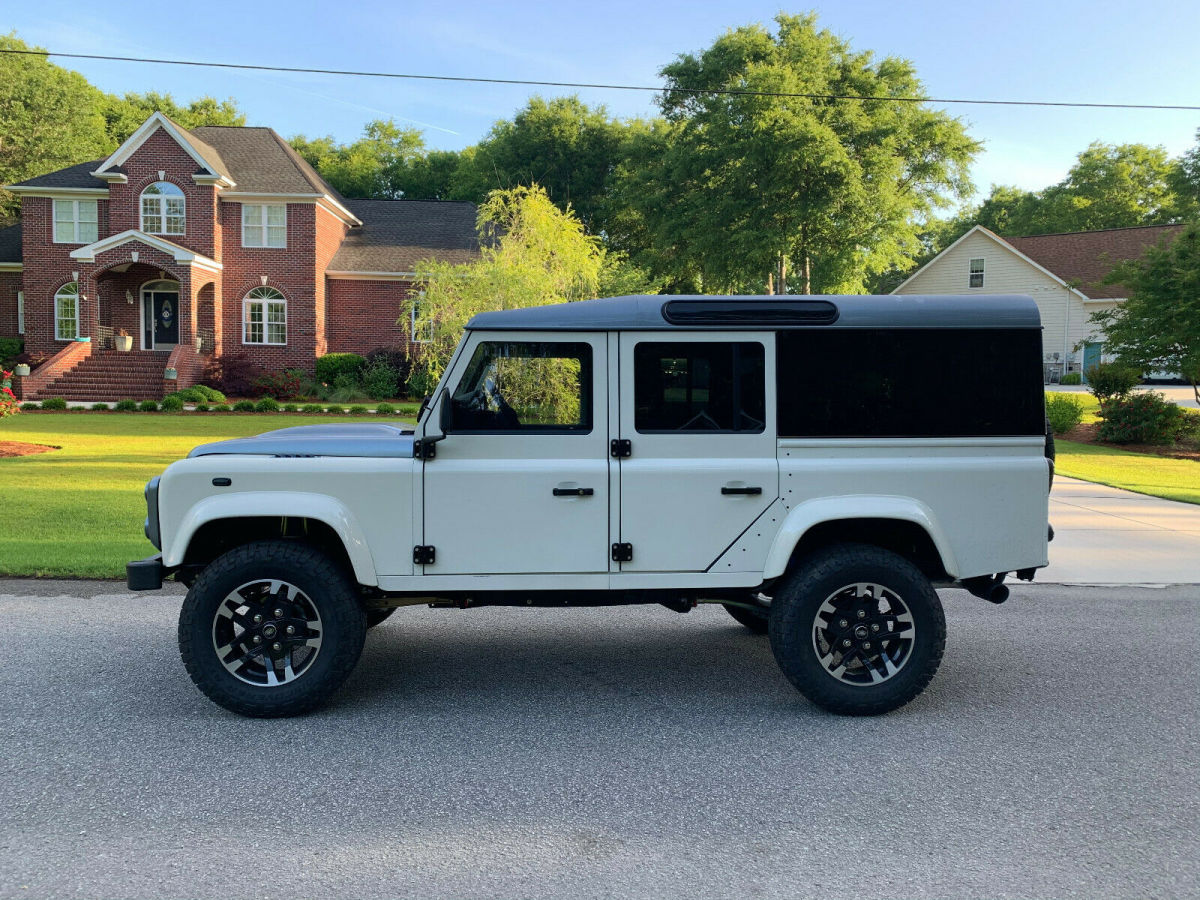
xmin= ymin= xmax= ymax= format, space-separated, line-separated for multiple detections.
xmin=634 ymin=341 xmax=765 ymax=433
xmin=449 ymin=341 xmax=592 ymax=432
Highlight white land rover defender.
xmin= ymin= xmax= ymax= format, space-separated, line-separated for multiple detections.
xmin=129 ymin=294 xmax=1053 ymax=718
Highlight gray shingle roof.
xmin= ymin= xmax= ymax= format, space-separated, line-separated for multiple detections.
xmin=11 ymin=160 xmax=107 ymax=190
xmin=189 ymin=126 xmax=339 ymax=196
xmin=329 ymin=200 xmax=480 ymax=273
xmin=0 ymin=223 xmax=20 ymax=263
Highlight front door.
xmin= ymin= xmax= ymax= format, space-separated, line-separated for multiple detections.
xmin=421 ymin=332 xmax=610 ymax=575
xmin=615 ymin=333 xmax=779 ymax=573
xmin=1081 ymin=342 xmax=1103 ymax=383
xmin=145 ymin=291 xmax=179 ymax=349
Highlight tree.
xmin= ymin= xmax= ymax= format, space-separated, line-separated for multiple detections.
xmin=0 ymin=34 xmax=111 ymax=221
xmin=1168 ymin=128 xmax=1200 ymax=221
xmin=410 ymin=186 xmax=607 ymax=381
xmin=103 ymin=91 xmax=246 ymax=144
xmin=612 ymin=13 xmax=978 ymax=294
xmin=291 ymin=120 xmax=426 ymax=198
xmin=1092 ymin=224 xmax=1200 ymax=403
xmin=1037 ymin=142 xmax=1177 ymax=232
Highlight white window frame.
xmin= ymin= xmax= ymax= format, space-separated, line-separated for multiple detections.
xmin=55 ymin=283 xmax=79 ymax=341
xmin=140 ymin=182 xmax=186 ymax=236
xmin=16 ymin=291 xmax=24 ymax=335
xmin=410 ymin=290 xmax=431 ymax=343
xmin=968 ymin=257 xmax=985 ymax=288
xmin=242 ymin=287 xmax=287 ymax=346
xmin=53 ymin=199 xmax=99 ymax=244
xmin=241 ymin=203 xmax=288 ymax=248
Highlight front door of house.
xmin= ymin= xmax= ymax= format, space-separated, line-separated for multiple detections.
xmin=145 ymin=291 xmax=179 ymax=349
xmin=1082 ymin=342 xmax=1103 ymax=384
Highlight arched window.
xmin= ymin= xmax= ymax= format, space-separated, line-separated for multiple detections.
xmin=140 ymin=182 xmax=185 ymax=235
xmin=243 ymin=286 xmax=286 ymax=345
xmin=55 ymin=282 xmax=79 ymax=341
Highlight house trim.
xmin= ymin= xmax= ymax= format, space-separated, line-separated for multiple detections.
xmin=221 ymin=192 xmax=362 ymax=226
xmin=91 ymin=112 xmax=236 ymax=188
xmin=69 ymin=229 xmax=223 ymax=272
xmin=6 ymin=186 xmax=109 ymax=198
xmin=0 ymin=262 xmax=22 ymax=272
xmin=892 ymin=224 xmax=1090 ymax=301
xmin=326 ymin=270 xmax=418 ymax=281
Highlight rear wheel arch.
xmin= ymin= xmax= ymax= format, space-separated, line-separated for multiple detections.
xmin=780 ymin=516 xmax=952 ymax=583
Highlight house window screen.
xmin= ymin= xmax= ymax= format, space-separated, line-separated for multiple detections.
xmin=634 ymin=341 xmax=765 ymax=433
xmin=969 ymin=257 xmax=985 ymax=288
xmin=776 ymin=329 xmax=1044 ymax=437
xmin=450 ymin=341 xmax=592 ymax=432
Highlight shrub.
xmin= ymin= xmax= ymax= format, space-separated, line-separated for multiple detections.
xmin=315 ymin=353 xmax=366 ymax=386
xmin=1098 ymin=392 xmax=1189 ymax=445
xmin=365 ymin=347 xmax=412 ymax=389
xmin=405 ymin=363 xmax=438 ymax=399
xmin=361 ymin=358 xmax=399 ymax=400
xmin=160 ymin=395 xmax=184 ymax=412
xmin=1086 ymin=362 xmax=1141 ymax=409
xmin=301 ymin=403 xmax=324 ymax=414
xmin=0 ymin=337 xmax=23 ymax=369
xmin=195 ymin=385 xmax=226 ymax=403
xmin=40 ymin=397 xmax=68 ymax=410
xmin=138 ymin=400 xmax=159 ymax=412
xmin=91 ymin=402 xmax=109 ymax=411
xmin=233 ymin=400 xmax=257 ymax=412
xmin=348 ymin=405 xmax=369 ymax=415
xmin=20 ymin=401 xmax=39 ymax=411
xmin=255 ymin=397 xmax=281 ymax=412
xmin=195 ymin=403 xmax=210 ymax=412
xmin=1059 ymin=372 xmax=1082 ymax=385
xmin=253 ymin=369 xmax=304 ymax=400
xmin=213 ymin=404 xmax=232 ymax=412
xmin=1045 ymin=394 xmax=1084 ymax=435
xmin=172 ymin=386 xmax=208 ymax=403
xmin=203 ymin=353 xmax=266 ymax=398
xmin=283 ymin=403 xmax=299 ymax=412
xmin=324 ymin=406 xmax=344 ymax=415
xmin=114 ymin=399 xmax=138 ymax=412
xmin=375 ymin=402 xmax=396 ymax=415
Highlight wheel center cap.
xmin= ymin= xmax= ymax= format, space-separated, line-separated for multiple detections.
xmin=853 ymin=625 xmax=869 ymax=640
xmin=262 ymin=623 xmax=278 ymax=639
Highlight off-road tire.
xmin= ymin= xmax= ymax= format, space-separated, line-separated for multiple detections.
xmin=178 ymin=540 xmax=367 ymax=717
xmin=768 ymin=543 xmax=946 ymax=716
xmin=723 ymin=601 xmax=769 ymax=634
xmin=366 ymin=607 xmax=397 ymax=629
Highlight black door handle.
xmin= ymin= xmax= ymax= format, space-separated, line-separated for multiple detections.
xmin=553 ymin=487 xmax=594 ymax=497
xmin=721 ymin=486 xmax=763 ymax=495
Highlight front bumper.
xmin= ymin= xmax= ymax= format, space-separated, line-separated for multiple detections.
xmin=127 ymin=554 xmax=165 ymax=591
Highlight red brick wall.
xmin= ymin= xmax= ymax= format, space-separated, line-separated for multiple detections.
xmin=19 ymin=196 xmax=99 ymax=358
xmin=0 ymin=271 xmax=21 ymax=339
xmin=314 ymin=205 xmax=350 ymax=358
xmin=325 ymin=278 xmax=418 ymax=355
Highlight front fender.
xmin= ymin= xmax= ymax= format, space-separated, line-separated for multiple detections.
xmin=162 ymin=491 xmax=379 ymax=586
xmin=761 ymin=495 xmax=960 ymax=580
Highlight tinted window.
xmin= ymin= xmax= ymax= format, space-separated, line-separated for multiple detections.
xmin=635 ymin=342 xmax=765 ymax=433
xmin=450 ymin=341 xmax=591 ymax=432
xmin=777 ymin=329 xmax=1044 ymax=437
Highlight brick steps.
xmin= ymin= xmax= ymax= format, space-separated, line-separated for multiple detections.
xmin=39 ymin=351 xmax=171 ymax=401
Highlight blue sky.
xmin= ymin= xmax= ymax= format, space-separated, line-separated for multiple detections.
xmin=8 ymin=0 xmax=1200 ymax=205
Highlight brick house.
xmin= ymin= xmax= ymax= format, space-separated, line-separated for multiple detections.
xmin=0 ymin=112 xmax=479 ymax=399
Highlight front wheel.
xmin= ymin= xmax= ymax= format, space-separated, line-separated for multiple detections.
xmin=768 ymin=543 xmax=945 ymax=715
xmin=178 ymin=541 xmax=367 ymax=717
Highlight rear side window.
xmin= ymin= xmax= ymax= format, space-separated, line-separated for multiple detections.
xmin=777 ymin=329 xmax=1044 ymax=437
xmin=634 ymin=341 xmax=765 ymax=432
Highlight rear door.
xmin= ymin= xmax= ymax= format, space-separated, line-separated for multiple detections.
xmin=615 ymin=333 xmax=778 ymax=573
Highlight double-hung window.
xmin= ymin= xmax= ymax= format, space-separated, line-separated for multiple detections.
xmin=968 ymin=257 xmax=985 ymax=288
xmin=243 ymin=287 xmax=287 ymax=345
xmin=242 ymin=204 xmax=287 ymax=248
xmin=53 ymin=200 xmax=98 ymax=243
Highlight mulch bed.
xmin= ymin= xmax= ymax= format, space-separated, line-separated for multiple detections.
xmin=0 ymin=441 xmax=59 ymax=458
xmin=1063 ymin=422 xmax=1200 ymax=462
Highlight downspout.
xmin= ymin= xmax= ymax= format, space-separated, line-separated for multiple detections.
xmin=1062 ymin=285 xmax=1072 ymax=374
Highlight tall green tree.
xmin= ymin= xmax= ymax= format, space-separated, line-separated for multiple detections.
xmin=1168 ymin=128 xmax=1200 ymax=221
xmin=103 ymin=91 xmax=246 ymax=144
xmin=0 ymin=34 xmax=111 ymax=221
xmin=1092 ymin=224 xmax=1200 ymax=403
xmin=613 ymin=13 xmax=978 ymax=294
xmin=1037 ymin=142 xmax=1177 ymax=232
xmin=292 ymin=120 xmax=426 ymax=198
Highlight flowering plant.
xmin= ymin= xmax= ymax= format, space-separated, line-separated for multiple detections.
xmin=0 ymin=369 xmax=18 ymax=418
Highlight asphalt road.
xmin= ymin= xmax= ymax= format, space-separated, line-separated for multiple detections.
xmin=1 ymin=581 xmax=1197 ymax=899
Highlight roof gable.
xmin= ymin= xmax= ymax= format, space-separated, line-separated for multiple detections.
xmin=92 ymin=112 xmax=233 ymax=185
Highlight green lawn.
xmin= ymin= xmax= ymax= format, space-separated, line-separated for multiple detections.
xmin=0 ymin=412 xmax=413 ymax=578
xmin=1056 ymin=440 xmax=1200 ymax=505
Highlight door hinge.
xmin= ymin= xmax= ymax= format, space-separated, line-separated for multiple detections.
xmin=413 ymin=545 xmax=436 ymax=565
xmin=611 ymin=542 xmax=633 ymax=563
xmin=412 ymin=438 xmax=438 ymax=460
xmin=610 ymin=438 xmax=632 ymax=458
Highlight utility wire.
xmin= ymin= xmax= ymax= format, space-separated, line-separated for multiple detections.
xmin=4 ymin=47 xmax=1200 ymax=112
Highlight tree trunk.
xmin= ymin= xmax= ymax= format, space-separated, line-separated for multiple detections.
xmin=801 ymin=249 xmax=811 ymax=294
xmin=766 ymin=271 xmax=774 ymax=295
xmin=778 ymin=254 xmax=788 ymax=294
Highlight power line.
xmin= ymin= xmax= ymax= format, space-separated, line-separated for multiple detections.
xmin=4 ymin=47 xmax=1200 ymax=112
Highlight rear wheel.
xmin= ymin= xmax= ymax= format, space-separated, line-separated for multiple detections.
xmin=178 ymin=541 xmax=367 ymax=717
xmin=768 ymin=543 xmax=945 ymax=715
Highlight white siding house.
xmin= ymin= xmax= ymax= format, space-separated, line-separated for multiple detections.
xmin=893 ymin=224 xmax=1181 ymax=380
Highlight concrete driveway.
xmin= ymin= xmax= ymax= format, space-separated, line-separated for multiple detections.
xmin=1043 ymin=476 xmax=1200 ymax=584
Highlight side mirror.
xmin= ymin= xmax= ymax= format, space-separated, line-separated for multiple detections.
xmin=437 ymin=388 xmax=452 ymax=434
xmin=417 ymin=394 xmax=431 ymax=421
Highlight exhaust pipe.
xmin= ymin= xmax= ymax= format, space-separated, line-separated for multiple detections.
xmin=962 ymin=574 xmax=1009 ymax=605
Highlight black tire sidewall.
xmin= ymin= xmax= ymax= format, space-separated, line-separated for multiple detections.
xmin=178 ymin=541 xmax=366 ymax=717
xmin=724 ymin=601 xmax=770 ymax=634
xmin=768 ymin=543 xmax=946 ymax=715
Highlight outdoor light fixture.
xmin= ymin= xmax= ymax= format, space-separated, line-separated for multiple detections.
xmin=126 ymin=290 xmax=134 ymax=305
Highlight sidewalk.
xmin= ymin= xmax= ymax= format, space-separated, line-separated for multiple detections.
xmin=1041 ymin=476 xmax=1200 ymax=584
xmin=1048 ymin=384 xmax=1198 ymax=410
